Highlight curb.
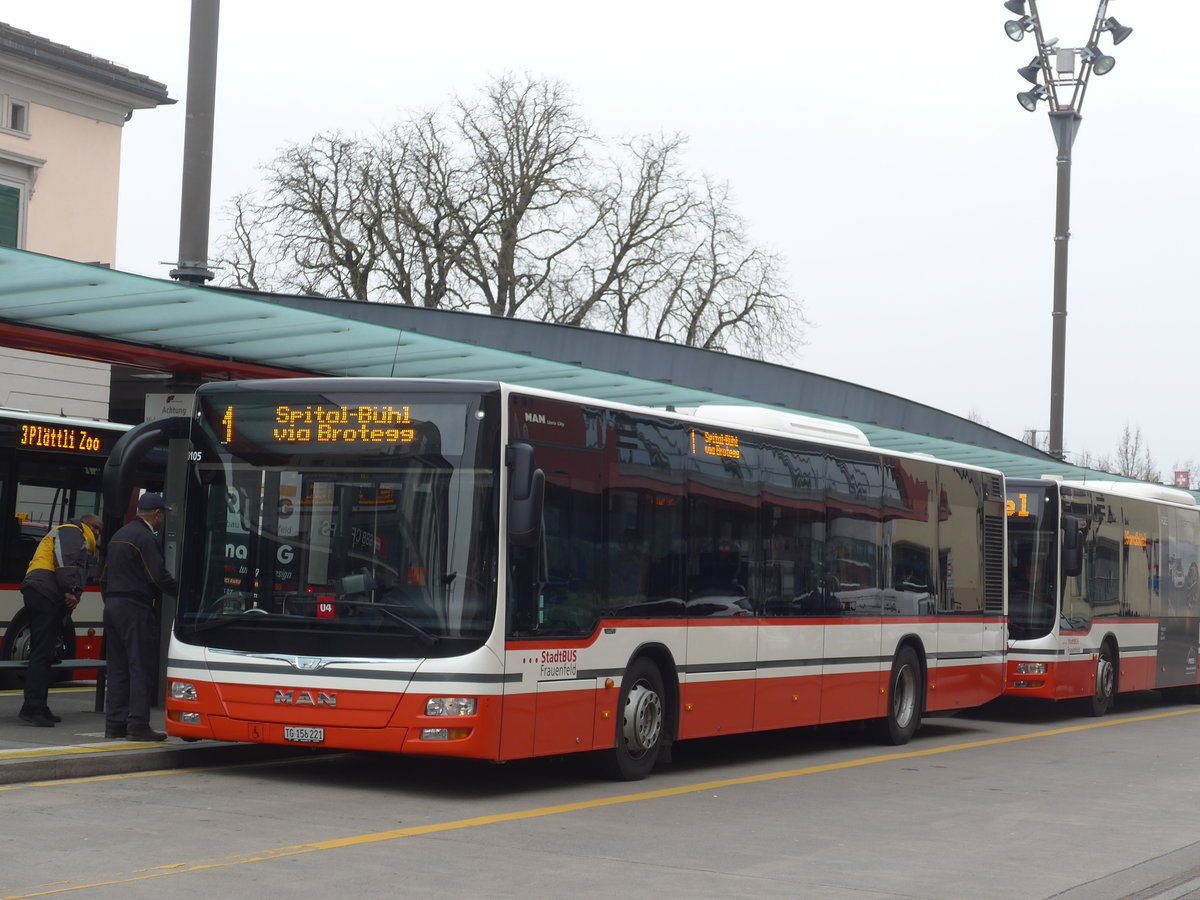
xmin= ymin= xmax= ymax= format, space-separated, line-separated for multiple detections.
xmin=0 ymin=741 xmax=305 ymax=785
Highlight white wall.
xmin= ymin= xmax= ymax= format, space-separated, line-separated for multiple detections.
xmin=0 ymin=347 xmax=109 ymax=419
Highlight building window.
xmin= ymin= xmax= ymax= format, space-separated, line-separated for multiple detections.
xmin=2 ymin=96 xmax=30 ymax=136
xmin=8 ymin=99 xmax=28 ymax=133
xmin=0 ymin=183 xmax=19 ymax=247
xmin=0 ymin=144 xmax=44 ymax=249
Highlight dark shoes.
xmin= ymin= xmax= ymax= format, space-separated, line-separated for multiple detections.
xmin=18 ymin=710 xmax=54 ymax=727
xmin=43 ymin=707 xmax=62 ymax=723
xmin=107 ymin=724 xmax=167 ymax=741
xmin=126 ymin=726 xmax=168 ymax=742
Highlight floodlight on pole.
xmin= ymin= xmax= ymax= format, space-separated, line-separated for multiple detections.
xmin=1017 ymin=85 xmax=1049 ymax=111
xmin=1083 ymin=45 xmax=1116 ymax=75
xmin=1102 ymin=17 xmax=1133 ymax=44
xmin=1003 ymin=0 xmax=1132 ymax=460
xmin=1018 ymin=57 xmax=1043 ymax=84
xmin=1006 ymin=16 xmax=1037 ymax=41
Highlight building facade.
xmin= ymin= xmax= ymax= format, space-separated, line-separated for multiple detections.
xmin=0 ymin=22 xmax=172 ymax=418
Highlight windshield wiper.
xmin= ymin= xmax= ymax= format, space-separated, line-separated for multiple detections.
xmin=182 ymin=610 xmax=309 ymax=635
xmin=328 ymin=598 xmax=440 ymax=646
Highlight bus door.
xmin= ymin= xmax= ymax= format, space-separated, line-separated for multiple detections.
xmin=757 ymin=443 xmax=826 ymax=730
xmin=682 ymin=430 xmax=757 ymax=740
xmin=1156 ymin=505 xmax=1200 ymax=687
xmin=933 ymin=468 xmax=995 ymax=708
xmin=821 ymin=449 xmax=883 ymax=723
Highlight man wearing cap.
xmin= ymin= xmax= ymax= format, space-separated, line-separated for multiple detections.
xmin=101 ymin=493 xmax=177 ymax=741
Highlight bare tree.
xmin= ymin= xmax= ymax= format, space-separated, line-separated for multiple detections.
xmin=266 ymin=134 xmax=382 ymax=301
xmin=637 ymin=177 xmax=795 ymax=358
xmin=1021 ymin=428 xmax=1049 ymax=453
xmin=1113 ymin=423 xmax=1159 ymax=482
xmin=370 ymin=112 xmax=485 ymax=309
xmin=214 ymin=73 xmax=806 ymax=354
xmin=452 ymin=75 xmax=597 ymax=319
xmin=555 ymin=133 xmax=699 ymax=330
xmin=1071 ymin=448 xmax=1113 ymax=473
xmin=222 ymin=191 xmax=275 ymax=292
xmin=1071 ymin=423 xmax=1159 ymax=481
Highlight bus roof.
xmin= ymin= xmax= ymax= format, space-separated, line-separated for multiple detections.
xmin=0 ymin=407 xmax=132 ymax=433
xmin=1052 ymin=478 xmax=1198 ymax=507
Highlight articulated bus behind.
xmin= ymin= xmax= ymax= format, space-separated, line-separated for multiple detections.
xmin=0 ymin=409 xmax=132 ymax=677
xmin=1005 ymin=478 xmax=1200 ymax=714
xmin=132 ymin=378 xmax=1008 ymax=780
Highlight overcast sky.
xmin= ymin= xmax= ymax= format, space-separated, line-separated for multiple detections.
xmin=9 ymin=2 xmax=1198 ymax=474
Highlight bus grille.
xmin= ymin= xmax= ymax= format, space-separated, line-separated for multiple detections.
xmin=983 ymin=473 xmax=1005 ymax=614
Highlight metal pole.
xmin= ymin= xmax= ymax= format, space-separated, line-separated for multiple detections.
xmin=170 ymin=0 xmax=220 ymax=284
xmin=1047 ymin=110 xmax=1080 ymax=460
xmin=154 ymin=437 xmax=190 ymax=706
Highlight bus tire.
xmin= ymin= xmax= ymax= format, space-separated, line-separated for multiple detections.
xmin=1086 ymin=641 xmax=1117 ymax=717
xmin=879 ymin=645 xmax=922 ymax=745
xmin=0 ymin=612 xmax=32 ymax=688
xmin=601 ymin=657 xmax=667 ymax=781
xmin=1 ymin=613 xmax=74 ymax=688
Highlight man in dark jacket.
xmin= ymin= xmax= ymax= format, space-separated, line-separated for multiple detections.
xmin=101 ymin=493 xmax=177 ymax=741
xmin=18 ymin=514 xmax=103 ymax=727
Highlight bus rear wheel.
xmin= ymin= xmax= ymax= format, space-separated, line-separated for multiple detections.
xmin=879 ymin=645 xmax=922 ymax=745
xmin=0 ymin=614 xmax=32 ymax=688
xmin=601 ymin=658 xmax=667 ymax=781
xmin=1 ymin=614 xmax=75 ymax=689
xmin=1086 ymin=642 xmax=1117 ymax=717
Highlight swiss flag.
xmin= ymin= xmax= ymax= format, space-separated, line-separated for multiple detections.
xmin=1174 ymin=471 xmax=1190 ymax=489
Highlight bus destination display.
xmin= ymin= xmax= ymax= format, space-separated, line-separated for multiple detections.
xmin=19 ymin=422 xmax=107 ymax=454
xmin=220 ymin=404 xmax=416 ymax=445
xmin=691 ymin=428 xmax=741 ymax=460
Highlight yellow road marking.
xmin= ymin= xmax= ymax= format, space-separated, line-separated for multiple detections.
xmin=3 ymin=706 xmax=1199 ymax=898
xmin=0 ymin=740 xmax=162 ymax=761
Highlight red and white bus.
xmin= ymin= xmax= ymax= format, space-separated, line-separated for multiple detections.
xmin=133 ymin=378 xmax=1007 ymax=779
xmin=0 ymin=408 xmax=132 ymax=677
xmin=1005 ymin=478 xmax=1200 ymax=714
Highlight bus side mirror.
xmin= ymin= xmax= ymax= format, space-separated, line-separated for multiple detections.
xmin=1061 ymin=514 xmax=1082 ymax=577
xmin=507 ymin=442 xmax=544 ymax=548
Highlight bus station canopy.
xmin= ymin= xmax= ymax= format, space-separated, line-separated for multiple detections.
xmin=0 ymin=246 xmax=1150 ymax=487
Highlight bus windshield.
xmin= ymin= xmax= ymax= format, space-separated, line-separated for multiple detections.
xmin=1006 ymin=484 xmax=1058 ymax=640
xmin=176 ymin=384 xmax=501 ymax=659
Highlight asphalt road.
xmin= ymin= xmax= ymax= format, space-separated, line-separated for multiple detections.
xmin=5 ymin=691 xmax=1200 ymax=900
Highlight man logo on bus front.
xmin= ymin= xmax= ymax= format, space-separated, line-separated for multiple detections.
xmin=274 ymin=690 xmax=337 ymax=707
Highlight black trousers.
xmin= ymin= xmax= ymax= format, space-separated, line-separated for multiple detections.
xmin=102 ymin=595 xmax=158 ymax=730
xmin=20 ymin=583 xmax=65 ymax=714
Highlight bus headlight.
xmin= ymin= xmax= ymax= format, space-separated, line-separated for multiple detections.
xmin=425 ymin=697 xmax=476 ymax=716
xmin=1015 ymin=663 xmax=1048 ymax=675
xmin=169 ymin=681 xmax=198 ymax=701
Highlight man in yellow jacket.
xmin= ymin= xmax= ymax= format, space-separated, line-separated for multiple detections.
xmin=18 ymin=514 xmax=103 ymax=727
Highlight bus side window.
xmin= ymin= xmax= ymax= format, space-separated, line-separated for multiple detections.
xmin=507 ymin=543 xmax=543 ymax=635
xmin=4 ymin=516 xmax=42 ymax=582
xmin=539 ymin=477 xmax=601 ymax=634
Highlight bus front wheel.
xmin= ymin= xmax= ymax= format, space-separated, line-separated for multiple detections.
xmin=601 ymin=658 xmax=667 ymax=781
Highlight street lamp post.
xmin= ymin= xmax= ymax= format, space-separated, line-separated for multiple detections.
xmin=1004 ymin=0 xmax=1132 ymax=460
